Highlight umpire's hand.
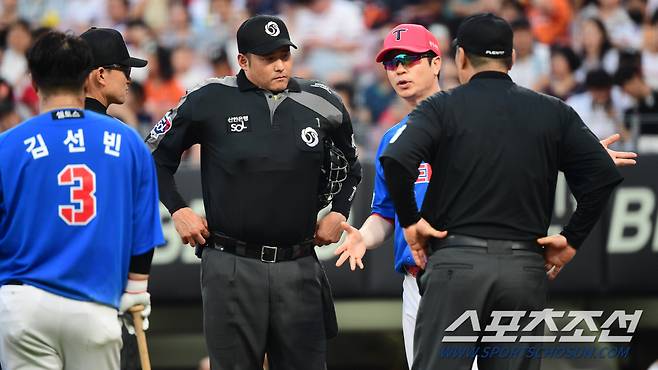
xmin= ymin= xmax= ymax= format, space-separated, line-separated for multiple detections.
xmin=315 ymin=211 xmax=346 ymax=246
xmin=172 ymin=207 xmax=210 ymax=247
xmin=537 ymin=234 xmax=577 ymax=280
xmin=403 ymin=218 xmax=447 ymax=269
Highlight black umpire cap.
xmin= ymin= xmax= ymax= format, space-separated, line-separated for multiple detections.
xmin=80 ymin=27 xmax=147 ymax=69
xmin=237 ymin=15 xmax=297 ymax=55
xmin=453 ymin=13 xmax=513 ymax=59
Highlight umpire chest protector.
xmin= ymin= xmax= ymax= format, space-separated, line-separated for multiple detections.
xmin=148 ymin=70 xmax=359 ymax=246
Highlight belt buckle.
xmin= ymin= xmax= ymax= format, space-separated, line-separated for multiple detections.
xmin=261 ymin=245 xmax=278 ymax=263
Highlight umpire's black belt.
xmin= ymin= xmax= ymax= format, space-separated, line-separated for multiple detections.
xmin=210 ymin=234 xmax=315 ymax=263
xmin=431 ymin=234 xmax=544 ymax=254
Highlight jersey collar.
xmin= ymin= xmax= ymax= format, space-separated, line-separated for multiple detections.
xmin=470 ymin=71 xmax=512 ymax=82
xmin=84 ymin=97 xmax=109 ymax=115
xmin=237 ymin=70 xmax=301 ymax=93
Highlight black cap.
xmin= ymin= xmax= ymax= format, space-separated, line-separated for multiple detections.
xmin=237 ymin=15 xmax=297 ymax=55
xmin=80 ymin=27 xmax=147 ymax=68
xmin=454 ymin=13 xmax=513 ymax=59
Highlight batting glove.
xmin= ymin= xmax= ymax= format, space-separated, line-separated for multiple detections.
xmin=119 ymin=279 xmax=151 ymax=335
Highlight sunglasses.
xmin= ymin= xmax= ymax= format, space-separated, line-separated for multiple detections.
xmin=382 ymin=53 xmax=436 ymax=70
xmin=102 ymin=64 xmax=131 ymax=79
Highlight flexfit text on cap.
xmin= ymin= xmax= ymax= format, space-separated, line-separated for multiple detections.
xmin=376 ymin=24 xmax=441 ymax=62
xmin=237 ymin=15 xmax=297 ymax=55
xmin=80 ymin=27 xmax=147 ymax=68
xmin=454 ymin=13 xmax=513 ymax=59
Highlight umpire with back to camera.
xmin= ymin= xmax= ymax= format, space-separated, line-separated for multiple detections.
xmin=147 ymin=14 xmax=361 ymax=370
xmin=381 ymin=13 xmax=623 ymax=370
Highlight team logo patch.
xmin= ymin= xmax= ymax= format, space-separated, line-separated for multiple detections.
xmin=227 ymin=115 xmax=250 ymax=133
xmin=301 ymin=127 xmax=319 ymax=147
xmin=52 ymin=109 xmax=84 ymax=120
xmin=265 ymin=21 xmax=280 ymax=36
xmin=149 ymin=111 xmax=173 ymax=141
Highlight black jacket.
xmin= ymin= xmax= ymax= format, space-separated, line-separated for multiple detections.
xmin=147 ymin=71 xmax=361 ymax=245
xmin=381 ymin=71 xmax=622 ymax=248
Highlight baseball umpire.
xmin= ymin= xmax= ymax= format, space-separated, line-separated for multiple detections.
xmin=81 ymin=27 xmax=147 ymax=116
xmin=0 ymin=30 xmax=163 ymax=370
xmin=80 ymin=26 xmax=152 ymax=370
xmin=380 ymin=14 xmax=623 ymax=370
xmin=147 ymin=15 xmax=361 ymax=370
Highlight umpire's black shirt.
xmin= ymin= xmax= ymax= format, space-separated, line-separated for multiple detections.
xmin=147 ymin=70 xmax=361 ymax=245
xmin=381 ymin=71 xmax=622 ymax=248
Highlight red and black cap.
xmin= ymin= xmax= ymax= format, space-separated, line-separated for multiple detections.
xmin=453 ymin=13 xmax=513 ymax=59
xmin=376 ymin=23 xmax=441 ymax=63
xmin=80 ymin=27 xmax=147 ymax=68
xmin=237 ymin=15 xmax=297 ymax=56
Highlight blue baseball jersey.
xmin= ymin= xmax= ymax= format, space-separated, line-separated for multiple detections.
xmin=0 ymin=108 xmax=164 ymax=308
xmin=371 ymin=116 xmax=432 ymax=274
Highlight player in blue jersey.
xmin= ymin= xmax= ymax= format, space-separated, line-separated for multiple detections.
xmin=0 ymin=31 xmax=164 ymax=370
xmin=334 ymin=24 xmax=637 ymax=369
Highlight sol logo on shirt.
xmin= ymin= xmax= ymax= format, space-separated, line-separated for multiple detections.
xmin=301 ymin=127 xmax=319 ymax=147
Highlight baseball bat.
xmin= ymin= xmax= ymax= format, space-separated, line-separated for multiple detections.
xmin=129 ymin=304 xmax=152 ymax=370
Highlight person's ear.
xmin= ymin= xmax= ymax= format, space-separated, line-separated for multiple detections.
xmin=431 ymin=56 xmax=442 ymax=77
xmin=237 ymin=53 xmax=249 ymax=70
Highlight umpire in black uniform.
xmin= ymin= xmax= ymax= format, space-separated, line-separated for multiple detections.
xmin=80 ymin=27 xmax=147 ymax=116
xmin=381 ymin=14 xmax=622 ymax=370
xmin=147 ymin=15 xmax=361 ymax=370
xmin=81 ymin=27 xmax=151 ymax=370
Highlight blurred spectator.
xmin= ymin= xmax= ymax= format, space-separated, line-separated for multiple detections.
xmin=0 ymin=19 xmax=30 ymax=85
xmin=160 ymin=0 xmax=201 ymax=50
xmin=508 ymin=18 xmax=550 ymax=91
xmin=144 ymin=46 xmax=184 ymax=120
xmin=579 ymin=0 xmax=641 ymax=49
xmin=567 ymin=69 xmax=629 ymax=141
xmin=210 ymin=47 xmax=234 ymax=77
xmin=615 ymin=65 xmax=658 ymax=151
xmin=543 ymin=45 xmax=584 ymax=100
xmin=126 ymin=81 xmax=153 ymax=133
xmin=575 ymin=17 xmax=619 ymax=80
xmin=171 ymin=46 xmax=212 ymax=90
xmin=527 ymin=0 xmax=573 ymax=44
xmin=499 ymin=0 xmax=525 ymax=22
xmin=103 ymin=0 xmax=131 ymax=31
xmin=648 ymin=360 xmax=658 ymax=370
xmin=643 ymin=10 xmax=658 ymax=89
xmin=334 ymin=80 xmax=371 ymax=151
xmin=124 ymin=19 xmax=156 ymax=83
xmin=0 ymin=0 xmax=18 ymax=30
xmin=0 ymin=77 xmax=20 ymax=132
xmin=290 ymin=0 xmax=366 ymax=81
xmin=395 ymin=0 xmax=444 ymax=24
xmin=360 ymin=65 xmax=398 ymax=124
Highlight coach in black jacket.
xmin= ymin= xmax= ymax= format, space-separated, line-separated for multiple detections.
xmin=147 ymin=15 xmax=361 ymax=370
xmin=381 ymin=13 xmax=622 ymax=370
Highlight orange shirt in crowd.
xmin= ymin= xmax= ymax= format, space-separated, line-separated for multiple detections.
xmin=144 ymin=78 xmax=185 ymax=119
xmin=528 ymin=0 xmax=573 ymax=45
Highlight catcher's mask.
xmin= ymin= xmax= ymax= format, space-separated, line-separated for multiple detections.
xmin=318 ymin=139 xmax=349 ymax=209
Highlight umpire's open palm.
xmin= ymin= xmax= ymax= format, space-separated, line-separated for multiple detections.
xmin=403 ymin=218 xmax=447 ymax=269
xmin=334 ymin=222 xmax=365 ymax=270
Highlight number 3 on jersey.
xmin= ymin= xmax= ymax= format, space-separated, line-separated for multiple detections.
xmin=57 ymin=164 xmax=97 ymax=225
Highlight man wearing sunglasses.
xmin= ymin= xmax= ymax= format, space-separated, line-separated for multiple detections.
xmin=81 ymin=27 xmax=147 ymax=116
xmin=333 ymin=23 xmax=481 ymax=370
xmin=80 ymin=27 xmax=151 ymax=370
xmin=335 ymin=20 xmax=636 ymax=370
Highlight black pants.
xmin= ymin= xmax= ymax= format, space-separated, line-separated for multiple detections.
xmin=412 ymin=244 xmax=547 ymax=370
xmin=201 ymin=248 xmax=328 ymax=370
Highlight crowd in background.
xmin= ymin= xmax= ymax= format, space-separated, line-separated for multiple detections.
xmin=2 ymin=0 xmax=658 ymax=160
